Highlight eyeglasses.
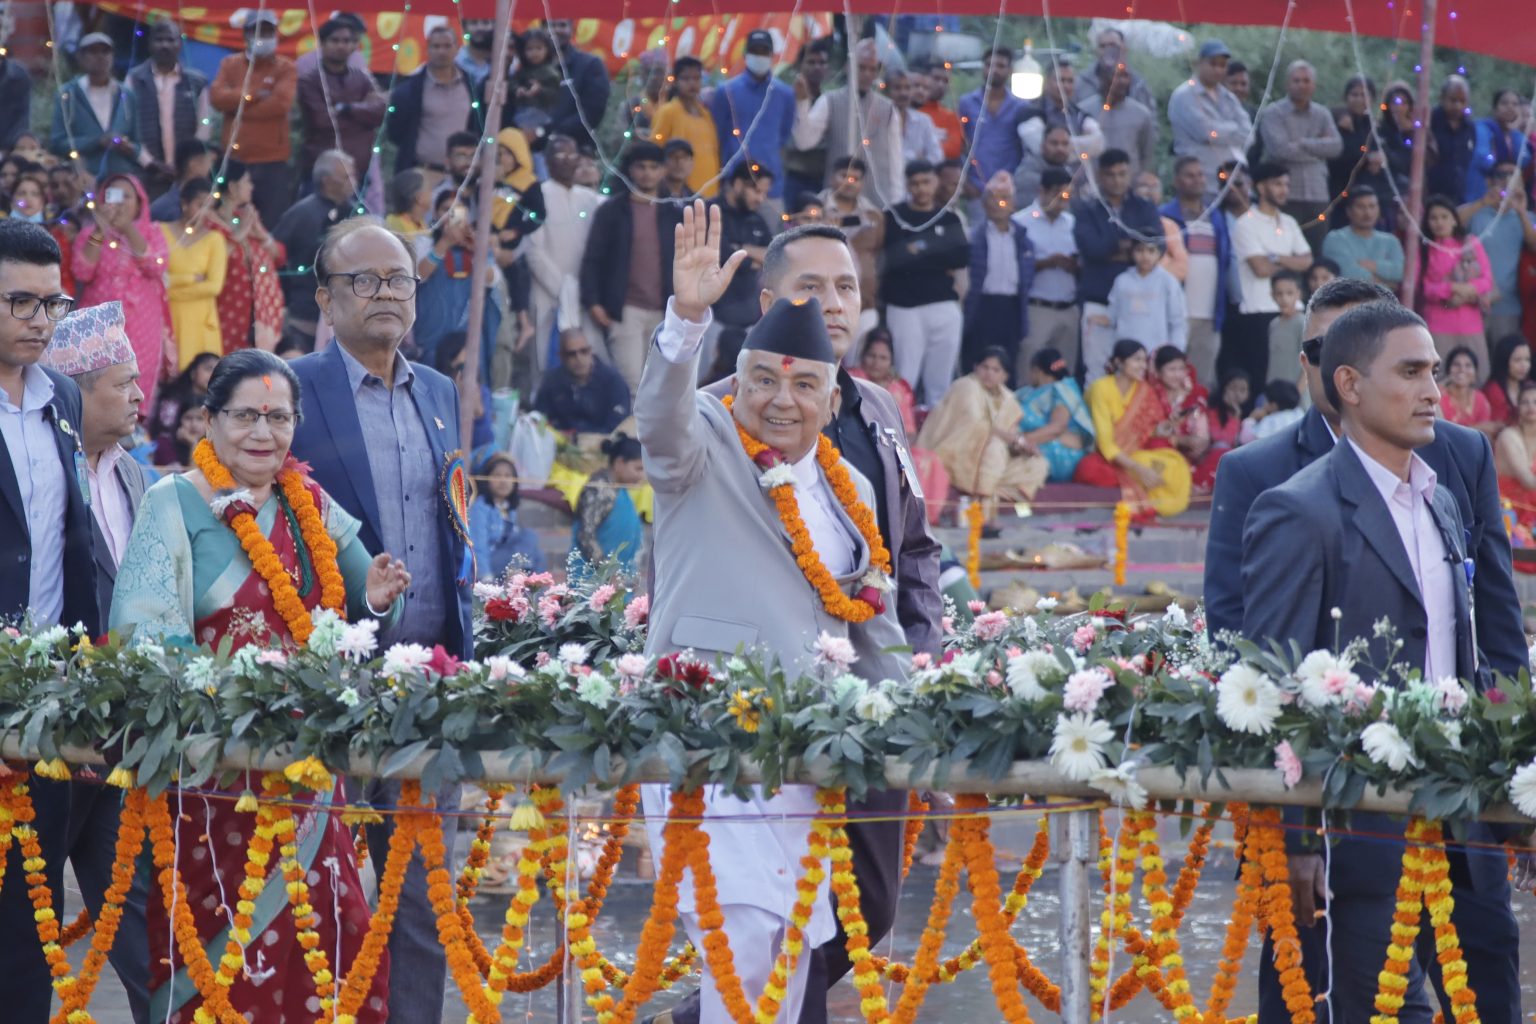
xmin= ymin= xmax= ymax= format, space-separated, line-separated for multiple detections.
xmin=5 ymin=293 xmax=75 ymax=322
xmin=215 ymin=407 xmax=301 ymax=429
xmin=325 ymin=272 xmax=420 ymax=300
xmin=563 ymin=347 xmax=593 ymax=358
xmin=1302 ymin=336 xmax=1324 ymax=366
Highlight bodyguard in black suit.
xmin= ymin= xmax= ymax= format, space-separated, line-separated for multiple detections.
xmin=1239 ymin=301 xmax=1522 ymax=1024
xmin=0 ymin=221 xmax=148 ymax=1022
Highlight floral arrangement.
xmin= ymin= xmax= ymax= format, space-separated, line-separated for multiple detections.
xmin=3 ymin=569 xmax=1536 ymax=825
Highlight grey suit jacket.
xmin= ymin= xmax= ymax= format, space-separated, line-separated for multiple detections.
xmin=92 ymin=450 xmax=149 ymax=629
xmin=639 ymin=345 xmax=908 ymax=685
xmin=702 ymin=372 xmax=943 ymax=655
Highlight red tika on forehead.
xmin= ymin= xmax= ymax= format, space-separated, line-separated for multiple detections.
xmin=262 ymin=374 xmax=273 ymax=390
xmin=781 ymin=355 xmax=795 ymax=369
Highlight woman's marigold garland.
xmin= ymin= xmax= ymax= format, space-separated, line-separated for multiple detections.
xmin=722 ymin=395 xmax=892 ymax=622
xmin=193 ymin=438 xmax=345 ymax=644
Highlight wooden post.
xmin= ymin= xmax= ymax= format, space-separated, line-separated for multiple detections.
xmin=1400 ymin=0 xmax=1439 ymax=302
xmin=459 ymin=0 xmax=513 ymax=451
xmin=1053 ymin=808 xmax=1095 ymax=1024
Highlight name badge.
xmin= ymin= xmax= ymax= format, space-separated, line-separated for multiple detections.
xmin=886 ymin=428 xmax=924 ymax=500
xmin=73 ymin=449 xmax=90 ymax=507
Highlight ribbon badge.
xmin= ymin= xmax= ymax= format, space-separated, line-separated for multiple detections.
xmin=442 ymin=450 xmax=477 ymax=584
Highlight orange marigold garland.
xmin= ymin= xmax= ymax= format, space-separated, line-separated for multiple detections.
xmin=964 ymin=500 xmax=985 ymax=589
xmin=570 ymin=785 xmax=642 ymax=1021
xmin=1417 ymin=821 xmax=1479 ymax=1024
xmin=721 ymin=395 xmax=893 ymax=622
xmin=1131 ymin=812 xmax=1198 ymax=1024
xmin=1251 ymin=807 xmax=1316 ymax=1024
xmin=1369 ymin=818 xmax=1426 ymax=1024
xmin=59 ymin=909 xmax=92 ymax=949
xmin=1204 ymin=808 xmax=1262 ymax=1024
xmin=420 ymin=800 xmax=503 ymax=1024
xmin=954 ymin=794 xmax=1033 ymax=1024
xmin=827 ymin=797 xmax=890 ymax=1024
xmin=13 ymin=779 xmax=80 ymax=1010
xmin=901 ymin=792 xmax=929 ymax=882
xmin=334 ymin=780 xmax=423 ymax=1023
xmin=892 ymin=800 xmax=966 ymax=1024
xmin=260 ymin=773 xmax=339 ymax=1022
xmin=192 ymin=438 xmax=345 ymax=644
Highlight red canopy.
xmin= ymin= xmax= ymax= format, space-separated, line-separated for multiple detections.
xmin=158 ymin=0 xmax=1533 ymax=65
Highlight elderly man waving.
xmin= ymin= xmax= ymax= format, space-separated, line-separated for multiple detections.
xmin=638 ymin=200 xmax=908 ymax=1024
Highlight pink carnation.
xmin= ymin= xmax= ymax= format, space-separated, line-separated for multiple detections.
xmin=623 ymin=594 xmax=650 ymax=631
xmin=1321 ymin=668 xmax=1354 ymax=698
xmin=525 ymin=572 xmax=556 ymax=588
xmin=911 ymin=652 xmax=932 ymax=670
xmin=1063 ymin=669 xmax=1113 ymax=712
xmin=587 ymin=584 xmax=618 ymax=611
xmin=538 ymin=593 xmax=563 ymax=629
xmin=1072 ymin=625 xmax=1097 ymax=652
xmin=967 ymin=600 xmax=987 ymax=613
xmin=534 ymin=651 xmax=551 ymax=668
xmin=255 ymin=650 xmax=288 ymax=667
xmin=1274 ymin=741 xmax=1302 ymax=788
xmin=985 ymin=670 xmax=1003 ymax=688
xmin=972 ymin=611 xmax=1008 ymax=641
xmin=1344 ymin=681 xmax=1380 ymax=714
xmin=941 ymin=616 xmax=955 ymax=635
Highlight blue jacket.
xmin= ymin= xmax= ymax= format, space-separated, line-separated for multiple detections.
xmin=1071 ymin=193 xmax=1162 ymax=305
xmin=1206 ymin=407 xmax=1525 ymax=678
xmin=1465 ymin=117 xmax=1533 ymax=204
xmin=709 ymin=73 xmax=796 ymax=199
xmin=288 ymin=343 xmax=475 ymax=658
xmin=964 ymin=219 xmax=1035 ymax=337
xmin=49 ymin=77 xmax=145 ymax=181
xmin=0 ymin=368 xmax=100 ymax=633
xmin=1241 ymin=437 xmax=1510 ymax=895
xmin=1159 ymin=199 xmax=1231 ymax=332
xmin=469 ymin=498 xmax=547 ymax=580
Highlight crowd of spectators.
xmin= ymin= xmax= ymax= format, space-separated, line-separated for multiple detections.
xmin=3 ymin=13 xmax=1536 ymax=531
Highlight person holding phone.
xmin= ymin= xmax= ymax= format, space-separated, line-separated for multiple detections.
xmin=72 ymin=173 xmax=172 ymax=408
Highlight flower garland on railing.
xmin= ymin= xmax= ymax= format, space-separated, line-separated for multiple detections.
xmin=1417 ymin=820 xmax=1479 ymax=1024
xmin=965 ymin=500 xmax=985 ymax=589
xmin=954 ymin=793 xmax=1032 ymax=1024
xmin=333 ymin=779 xmax=421 ymax=1022
xmin=1250 ymin=808 xmax=1317 ymax=1024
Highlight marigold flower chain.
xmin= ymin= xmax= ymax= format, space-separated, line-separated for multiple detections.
xmin=421 ymin=805 xmax=503 ymax=1024
xmin=892 ymin=803 xmax=965 ymax=1024
xmin=965 ymin=501 xmax=985 ymax=589
xmin=58 ymin=908 xmax=92 ymax=949
xmin=260 ymin=773 xmax=338 ymax=1023
xmin=1132 ymin=813 xmax=1198 ymax=1024
xmin=901 ymin=793 xmax=929 ymax=882
xmin=954 ymin=794 xmax=1033 ymax=1024
xmin=334 ymin=779 xmax=423 ymax=1023
xmin=1416 ymin=821 xmax=1479 ymax=1024
xmin=13 ymin=780 xmax=81 ymax=1014
xmin=1205 ymin=812 xmax=1262 ymax=1024
xmin=823 ymin=790 xmax=891 ymax=1024
xmin=1250 ymin=807 xmax=1316 ymax=1024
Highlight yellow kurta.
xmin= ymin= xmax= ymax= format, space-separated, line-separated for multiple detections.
xmin=916 ymin=374 xmax=1047 ymax=500
xmin=651 ymin=98 xmax=721 ymax=197
xmin=1083 ymin=375 xmax=1192 ymax=518
xmin=161 ymin=225 xmax=228 ymax=368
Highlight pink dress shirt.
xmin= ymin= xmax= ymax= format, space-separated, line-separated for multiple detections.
xmin=87 ymin=445 xmax=133 ymax=569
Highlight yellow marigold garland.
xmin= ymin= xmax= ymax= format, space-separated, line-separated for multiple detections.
xmin=1131 ymin=812 xmax=1198 ymax=1024
xmin=721 ymin=395 xmax=892 ymax=623
xmin=1417 ymin=820 xmax=1479 ymax=1024
xmin=458 ymin=786 xmax=506 ymax=908
xmin=1090 ymin=814 xmax=1139 ymax=1021
xmin=259 ymin=773 xmax=338 ymax=1022
xmin=420 ymin=802 xmax=502 ymax=1024
xmin=1369 ymin=819 xmax=1426 ymax=1024
xmin=965 ymin=500 xmax=985 ymax=589
xmin=826 ymin=795 xmax=890 ymax=1024
xmin=13 ymin=780 xmax=79 ymax=1009
xmin=192 ymin=439 xmax=345 ymax=644
xmin=954 ymin=794 xmax=1033 ymax=1024
xmin=570 ymin=785 xmax=642 ymax=1021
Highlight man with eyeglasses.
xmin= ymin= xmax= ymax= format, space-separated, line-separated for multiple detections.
xmin=0 ymin=221 xmax=153 ymax=1023
xmin=290 ymin=216 xmax=472 ymax=1023
xmin=533 ymin=326 xmax=632 ymax=440
xmin=1205 ymin=277 xmax=1526 ymax=1024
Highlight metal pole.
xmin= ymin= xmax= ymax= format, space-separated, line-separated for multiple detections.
xmin=1400 ymin=0 xmax=1438 ymax=302
xmin=459 ymin=0 xmax=513 ymax=450
xmin=1053 ymin=808 xmax=1095 ymax=1024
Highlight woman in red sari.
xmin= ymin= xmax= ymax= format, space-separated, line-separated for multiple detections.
xmin=1151 ymin=346 xmax=1211 ymax=468
xmin=110 ymin=350 xmax=409 ymax=1024
xmin=209 ymin=160 xmax=287 ymax=353
xmin=1192 ymin=369 xmax=1252 ymax=492
xmin=1076 ymin=340 xmax=1192 ymax=517
xmin=1483 ymin=334 xmax=1531 ymax=427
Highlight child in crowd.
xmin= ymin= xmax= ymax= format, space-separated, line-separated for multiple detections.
xmin=1306 ymin=258 xmax=1339 ymax=299
xmin=1103 ymin=237 xmax=1187 ymax=352
xmin=470 ymin=452 xmax=547 ymax=580
xmin=1241 ymin=379 xmax=1305 ymax=443
xmin=1267 ymin=270 xmax=1306 ymax=384
xmin=512 ymin=29 xmax=562 ymax=134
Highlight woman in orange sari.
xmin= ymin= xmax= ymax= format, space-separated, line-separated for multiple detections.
xmin=1075 ymin=340 xmax=1192 ymax=517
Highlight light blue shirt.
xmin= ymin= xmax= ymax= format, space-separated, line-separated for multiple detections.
xmin=0 ymin=365 xmax=66 ymax=625
xmin=1321 ymin=228 xmax=1406 ymax=286
xmin=1013 ymin=201 xmax=1077 ymax=303
xmin=1469 ymin=205 xmax=1534 ymax=317
xmin=1107 ymin=264 xmax=1188 ymax=351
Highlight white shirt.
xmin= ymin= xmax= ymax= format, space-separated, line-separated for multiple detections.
xmin=523 ymin=181 xmax=602 ymax=327
xmin=1232 ymin=206 xmax=1311 ymax=313
xmin=655 ymin=298 xmax=858 ymax=576
xmin=1182 ymin=218 xmax=1220 ymax=320
xmin=982 ymin=221 xmax=1020 ymax=296
xmin=0 ymin=366 xmax=68 ymax=626
xmin=88 ymin=444 xmax=132 ymax=568
xmin=1013 ymin=202 xmax=1077 ymax=303
xmin=1348 ymin=439 xmax=1458 ymax=682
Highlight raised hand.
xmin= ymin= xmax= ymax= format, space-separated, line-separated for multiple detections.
xmin=365 ymin=553 xmax=411 ymax=614
xmin=671 ymin=198 xmax=749 ymax=324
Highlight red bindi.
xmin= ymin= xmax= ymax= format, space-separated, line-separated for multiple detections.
xmin=781 ymin=356 xmax=795 ymax=369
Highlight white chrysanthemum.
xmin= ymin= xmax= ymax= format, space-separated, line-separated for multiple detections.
xmin=1036 ymin=597 xmax=1059 ymax=611
xmin=576 ymin=672 xmax=614 ymax=707
xmin=185 ymin=656 xmax=218 ymax=690
xmin=1162 ymin=603 xmax=1188 ymax=629
xmin=381 ymin=643 xmax=433 ymax=677
xmin=558 ymin=643 xmax=589 ymax=666
xmin=760 ymin=464 xmax=796 ymax=489
xmin=337 ymin=687 xmax=361 ymax=708
xmin=1005 ymin=651 xmax=1055 ymax=702
xmin=337 ymin=619 xmax=379 ymax=662
xmin=948 ymin=651 xmax=983 ymax=680
xmin=1436 ymin=720 xmax=1463 ymax=751
xmin=230 ymin=646 xmax=260 ymax=676
xmin=1508 ymin=760 xmax=1536 ymax=818
xmin=30 ymin=624 xmax=67 ymax=649
xmin=1360 ymin=721 xmax=1418 ymax=772
xmin=307 ymin=608 xmax=344 ymax=658
xmin=1049 ymin=713 xmax=1114 ymax=781
xmin=831 ymin=674 xmax=865 ymax=703
xmin=854 ymin=688 xmax=897 ymax=724
xmin=484 ymin=656 xmax=523 ymax=682
xmin=1433 ymin=677 xmax=1469 ymax=716
xmin=813 ymin=633 xmax=858 ymax=671
xmin=1216 ymin=664 xmax=1283 ymax=735
xmin=472 ymin=581 xmax=506 ymax=602
xmin=1087 ymin=765 xmax=1148 ymax=809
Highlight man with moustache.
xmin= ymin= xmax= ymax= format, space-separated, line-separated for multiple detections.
xmin=1207 ymin=278 xmax=1525 ymax=1024
xmin=289 ymin=217 xmax=472 ymax=1023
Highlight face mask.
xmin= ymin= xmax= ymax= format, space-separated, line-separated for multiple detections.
xmin=248 ymin=38 xmax=277 ymax=59
xmin=744 ymin=54 xmax=773 ymax=78
xmin=15 ymin=211 xmax=42 ymax=223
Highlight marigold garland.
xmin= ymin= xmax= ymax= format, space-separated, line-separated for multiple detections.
xmin=954 ymin=794 xmax=1033 ymax=1024
xmin=260 ymin=773 xmax=339 ymax=1022
xmin=1417 ymin=821 xmax=1479 ymax=1024
xmin=827 ymin=797 xmax=891 ymax=1024
xmin=59 ymin=908 xmax=92 ymax=949
xmin=420 ymin=802 xmax=502 ymax=1024
xmin=13 ymin=779 xmax=82 ymax=1013
xmin=1250 ymin=807 xmax=1316 ymax=1024
xmin=1131 ymin=812 xmax=1198 ymax=1024
xmin=569 ymin=785 xmax=642 ymax=1022
xmin=901 ymin=792 xmax=929 ymax=882
xmin=1204 ymin=807 xmax=1261 ymax=1024
xmin=892 ymin=799 xmax=965 ymax=1024
xmin=458 ymin=786 xmax=506 ymax=908
xmin=721 ymin=395 xmax=892 ymax=623
xmin=1090 ymin=814 xmax=1139 ymax=1021
xmin=965 ymin=500 xmax=985 ymax=589
xmin=192 ymin=439 xmax=345 ymax=644
xmin=1369 ymin=819 xmax=1425 ymax=1024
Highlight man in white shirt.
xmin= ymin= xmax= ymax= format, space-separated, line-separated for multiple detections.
xmin=885 ymin=69 xmax=943 ymax=166
xmin=1227 ymin=162 xmax=1312 ymax=385
xmin=1014 ymin=166 xmax=1080 ymax=376
xmin=525 ymin=134 xmax=603 ymax=388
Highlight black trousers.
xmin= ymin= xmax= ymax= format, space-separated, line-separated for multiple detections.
xmin=1218 ymin=309 xmax=1277 ymax=389
xmin=667 ymin=788 xmax=909 ymax=1024
xmin=246 ymin=160 xmax=294 ymax=229
xmin=962 ymin=294 xmax=1025 ymax=386
xmin=0 ymin=778 xmax=151 ymax=1023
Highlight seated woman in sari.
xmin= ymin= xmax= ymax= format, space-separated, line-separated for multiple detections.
xmin=110 ymin=351 xmax=408 ymax=1024
xmin=850 ymin=328 xmax=917 ymax=435
xmin=570 ymin=433 xmax=648 ymax=578
xmin=916 ymin=347 xmax=1048 ymax=517
xmin=1014 ymin=347 xmax=1094 ymax=482
xmin=1075 ymin=340 xmax=1192 ymax=518
xmin=1192 ymin=369 xmax=1252 ymax=493
xmin=1150 ymin=346 xmax=1211 ymax=468
xmin=1495 ymin=381 xmax=1536 ymax=527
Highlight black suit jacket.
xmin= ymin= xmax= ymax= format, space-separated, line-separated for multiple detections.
xmin=0 ymin=368 xmax=100 ymax=633
xmin=1206 ymin=407 xmax=1526 ymax=676
xmin=90 ymin=451 xmax=148 ymax=629
xmin=387 ymin=68 xmax=480 ymax=172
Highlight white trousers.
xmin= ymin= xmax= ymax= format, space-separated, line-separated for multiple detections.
xmin=681 ymin=904 xmax=814 ymax=1024
xmin=886 ymin=300 xmax=963 ymax=405
xmin=606 ymin=304 xmax=666 ymax=396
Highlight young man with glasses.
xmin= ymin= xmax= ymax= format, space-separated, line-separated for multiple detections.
xmin=289 ymin=216 xmax=471 ymax=1024
xmin=0 ymin=220 xmax=153 ymax=1023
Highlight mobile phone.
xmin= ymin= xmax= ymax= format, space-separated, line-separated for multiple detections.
xmin=840 ymin=214 xmax=860 ymax=228
xmin=104 ymin=186 xmax=125 ymax=205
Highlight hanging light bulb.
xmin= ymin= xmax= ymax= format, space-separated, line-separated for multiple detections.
xmin=1011 ymin=39 xmax=1043 ymax=101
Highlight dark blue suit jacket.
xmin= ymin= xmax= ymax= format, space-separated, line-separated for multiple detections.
xmin=0 ymin=368 xmax=99 ymax=633
xmin=1242 ymin=439 xmax=1506 ymax=895
xmin=288 ymin=343 xmax=475 ymax=658
xmin=1206 ymin=407 xmax=1526 ymax=677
